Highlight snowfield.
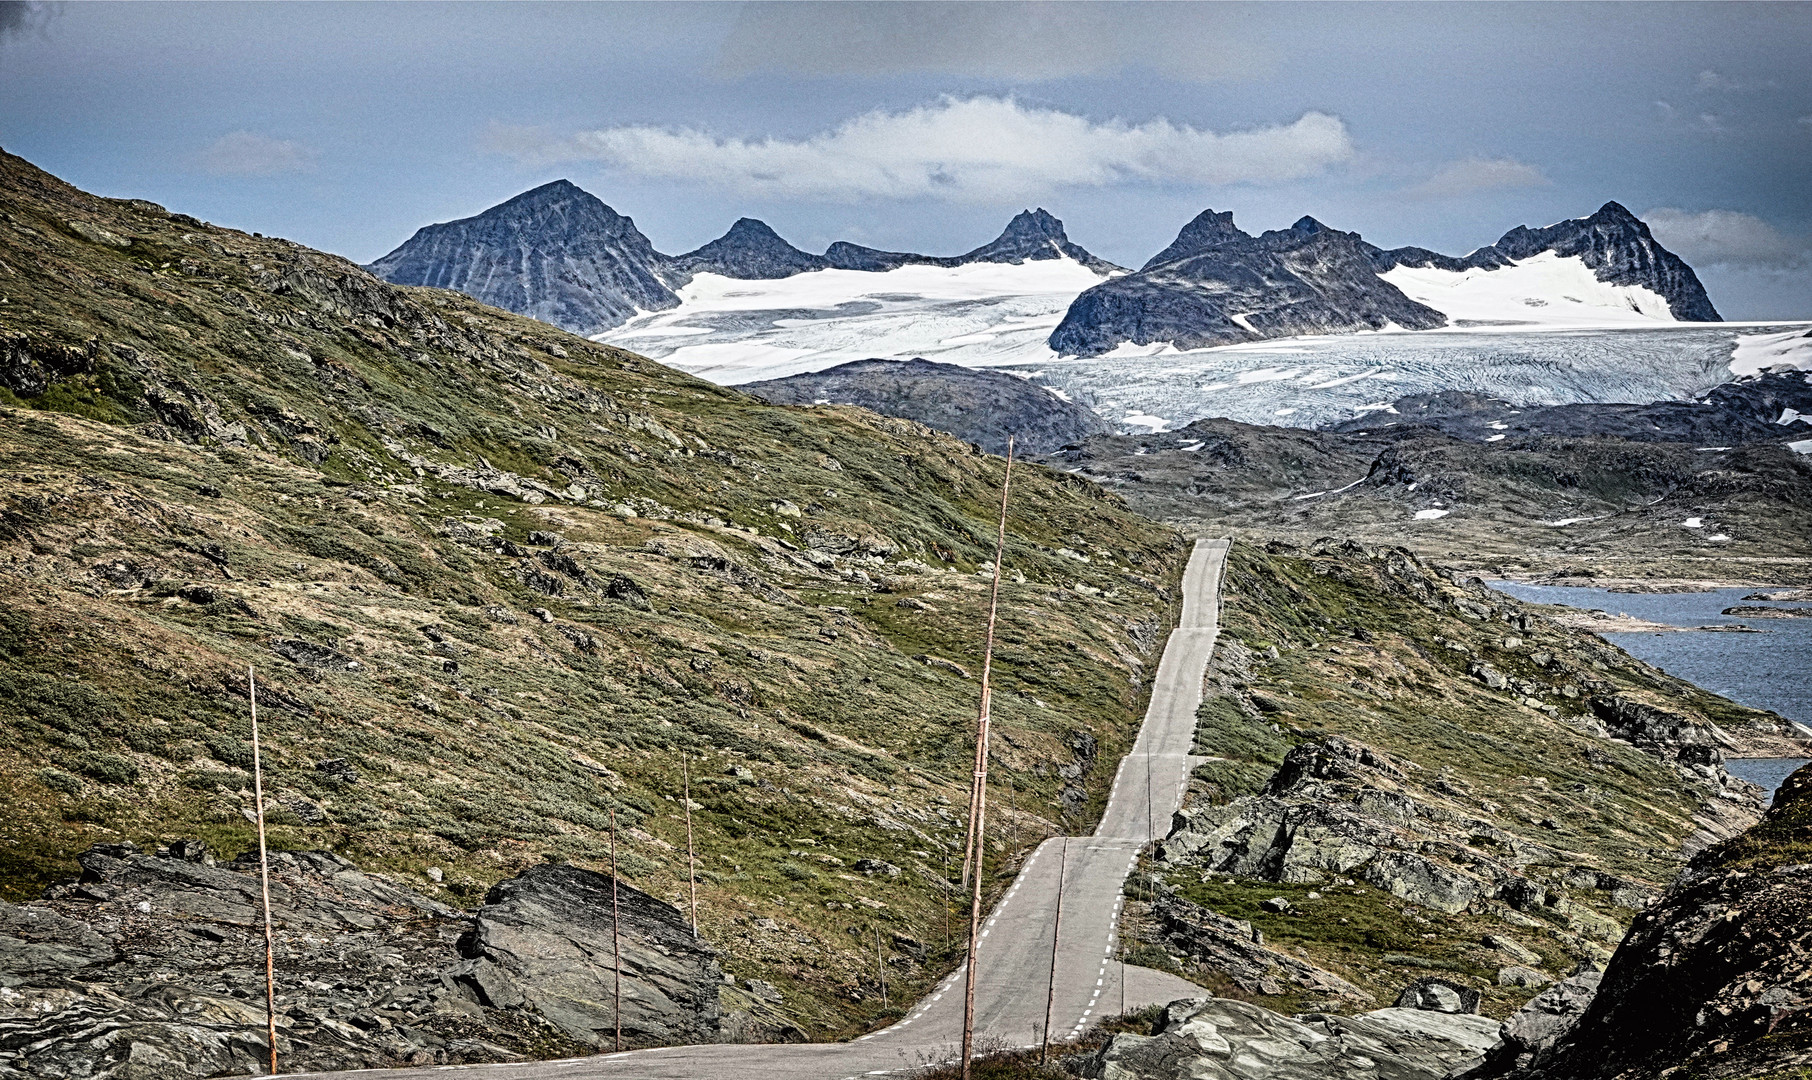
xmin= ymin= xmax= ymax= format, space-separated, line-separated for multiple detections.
xmin=595 ymin=257 xmax=1809 ymax=435
xmin=601 ymin=259 xmax=1106 ymax=383
xmin=1379 ymin=251 xmax=1678 ymax=327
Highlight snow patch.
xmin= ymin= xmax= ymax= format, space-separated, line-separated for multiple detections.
xmin=1121 ymin=411 xmax=1171 ymax=433
xmin=1789 ymin=438 xmax=1812 ymax=455
xmin=1413 ymin=508 xmax=1451 ymax=520
xmin=1379 ymin=251 xmax=1678 ymax=327
xmin=1730 ymin=328 xmax=1812 ymax=377
xmin=1682 ymin=517 xmax=1704 ymax=528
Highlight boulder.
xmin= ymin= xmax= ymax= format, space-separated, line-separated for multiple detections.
xmin=462 ymin=864 xmax=722 ymax=1047
xmin=1075 ymin=996 xmax=1499 ymax=1080
xmin=1394 ymin=976 xmax=1481 ymax=1014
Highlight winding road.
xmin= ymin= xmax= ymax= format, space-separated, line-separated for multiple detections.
xmin=306 ymin=539 xmax=1230 ymax=1080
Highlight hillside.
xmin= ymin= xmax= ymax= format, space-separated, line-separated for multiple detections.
xmin=0 ymin=148 xmax=1189 ymax=1038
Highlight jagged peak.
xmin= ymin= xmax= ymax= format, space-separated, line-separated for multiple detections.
xmin=1142 ymin=209 xmax=1251 ymax=269
xmin=1290 ymin=216 xmax=1330 ymax=235
xmin=997 ymin=208 xmax=1067 ymax=242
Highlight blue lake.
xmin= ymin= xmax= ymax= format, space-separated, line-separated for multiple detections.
xmin=1489 ymin=581 xmax=1810 ymax=802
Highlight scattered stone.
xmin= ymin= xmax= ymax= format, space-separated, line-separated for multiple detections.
xmin=1395 ymin=976 xmax=1482 ymax=1014
xmin=1482 ymin=934 xmax=1541 ymax=965
xmin=1496 ymin=965 xmax=1553 ymax=988
xmin=853 ymin=859 xmax=901 ymax=878
xmin=1259 ymin=896 xmax=1292 ymax=914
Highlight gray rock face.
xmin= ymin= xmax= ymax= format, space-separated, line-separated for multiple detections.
xmin=1451 ymin=971 xmax=1602 ymax=1078
xmin=671 ymin=218 xmax=829 ymax=280
xmin=459 ymin=864 xmax=721 ymax=1047
xmin=367 ymin=180 xmax=680 ymax=335
xmin=738 ymin=357 xmax=1110 ymax=455
xmin=1151 ymin=895 xmax=1364 ymax=1001
xmin=0 ymin=843 xmax=732 ymax=1077
xmin=1049 ymin=213 xmax=1446 ymax=357
xmin=1075 ymin=997 xmax=1500 ymax=1080
xmin=1368 ymin=202 xmax=1720 ymax=322
xmin=1394 ymin=976 xmax=1481 ymax=1014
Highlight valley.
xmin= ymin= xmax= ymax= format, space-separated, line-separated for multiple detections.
xmin=0 ymin=147 xmax=1807 ymax=1080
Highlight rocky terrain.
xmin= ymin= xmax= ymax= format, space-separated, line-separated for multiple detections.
xmin=1367 ymin=202 xmax=1720 ymax=323
xmin=738 ymin=358 xmax=1110 ymax=456
xmin=1486 ymin=761 xmax=1812 ymax=1079
xmin=365 ymin=180 xmax=682 ymax=337
xmin=670 ymin=218 xmax=830 ymax=280
xmin=1048 ymin=214 xmax=1447 ymax=357
xmin=0 ymin=148 xmax=1189 ymax=1040
xmin=1045 ymin=370 xmax=1812 ymax=582
xmin=0 ymin=839 xmax=743 ymax=1075
xmin=1114 ymin=540 xmax=1801 ymax=1020
xmin=826 ymin=208 xmax=1121 ymax=275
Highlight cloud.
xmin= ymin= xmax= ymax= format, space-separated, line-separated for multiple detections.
xmin=197 ymin=131 xmax=317 ymax=177
xmin=1696 ymin=68 xmax=1775 ymax=93
xmin=1405 ymin=157 xmax=1550 ymax=198
xmin=484 ymin=97 xmax=1354 ymax=202
xmin=715 ymin=2 xmax=1271 ymax=82
xmin=1643 ymin=207 xmax=1809 ymax=270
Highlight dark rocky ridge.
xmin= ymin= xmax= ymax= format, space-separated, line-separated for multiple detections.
xmin=737 ymin=357 xmax=1110 ymax=455
xmin=1048 ymin=213 xmax=1448 ymax=357
xmin=823 ymin=208 xmax=1119 ymax=274
xmin=1330 ymin=367 xmax=1812 ymax=445
xmin=1367 ymin=202 xmax=1721 ymax=323
xmin=1464 ymin=763 xmax=1812 ymax=1079
xmin=671 ymin=218 xmax=829 ymax=280
xmin=367 ymin=180 xmax=681 ymax=337
xmin=0 ymin=842 xmax=754 ymax=1077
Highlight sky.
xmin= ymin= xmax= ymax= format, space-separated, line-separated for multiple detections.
xmin=2 ymin=1 xmax=1809 ymax=319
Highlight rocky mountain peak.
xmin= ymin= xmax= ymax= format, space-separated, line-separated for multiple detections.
xmin=958 ymin=208 xmax=1119 ymax=273
xmin=672 ymin=217 xmax=829 ymax=280
xmin=1142 ymin=209 xmax=1251 ymax=269
xmin=1290 ymin=215 xmax=1331 ymax=235
xmin=367 ymin=179 xmax=677 ymax=335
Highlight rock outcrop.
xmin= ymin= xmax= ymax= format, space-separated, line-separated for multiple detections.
xmin=1150 ymin=895 xmax=1365 ymax=1002
xmin=1075 ymin=996 xmax=1500 ymax=1080
xmin=738 ymin=357 xmax=1110 ymax=455
xmin=1049 ymin=213 xmax=1446 ymax=356
xmin=1368 ymin=202 xmax=1720 ymax=322
xmin=1476 ymin=763 xmax=1812 ymax=1079
xmin=367 ymin=179 xmax=681 ymax=336
xmin=0 ymin=843 xmax=728 ymax=1076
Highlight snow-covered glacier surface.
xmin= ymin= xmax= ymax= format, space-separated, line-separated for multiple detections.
xmin=596 ymin=260 xmax=1808 ymax=433
xmin=1015 ymin=326 xmax=1806 ymax=432
xmin=602 ymin=259 xmax=1107 ymax=383
xmin=1379 ymin=251 xmax=1677 ymax=326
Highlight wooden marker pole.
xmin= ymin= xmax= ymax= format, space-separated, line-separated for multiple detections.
xmin=248 ymin=666 xmax=279 ymax=1075
xmin=961 ymin=435 xmax=1014 ymax=1080
xmin=1040 ymin=837 xmax=1067 ymax=1066
xmin=682 ymin=756 xmax=698 ymax=940
xmin=610 ymin=808 xmax=623 ymax=1052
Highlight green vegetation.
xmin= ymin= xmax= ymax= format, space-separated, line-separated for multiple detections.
xmin=0 ymin=149 xmax=1187 ymax=1037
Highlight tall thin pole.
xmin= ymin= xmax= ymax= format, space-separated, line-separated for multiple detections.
xmin=610 ymin=808 xmax=623 ymax=1052
xmin=682 ymin=756 xmax=698 ymax=940
xmin=248 ymin=666 xmax=278 ymax=1075
xmin=1040 ymin=838 xmax=1068 ymax=1066
xmin=876 ymin=925 xmax=888 ymax=1007
xmin=961 ymin=435 xmax=1015 ymax=1080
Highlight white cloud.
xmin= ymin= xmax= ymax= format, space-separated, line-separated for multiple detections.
xmin=1405 ymin=157 xmax=1550 ymax=198
xmin=483 ymin=98 xmax=1353 ymax=203
xmin=1643 ymin=207 xmax=1809 ymax=270
xmin=197 ymin=131 xmax=316 ymax=177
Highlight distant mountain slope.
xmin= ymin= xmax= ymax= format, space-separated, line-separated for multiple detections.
xmin=671 ymin=217 xmax=829 ymax=279
xmin=367 ymin=179 xmax=680 ymax=336
xmin=1048 ymin=214 xmax=1446 ymax=357
xmin=1368 ymin=202 xmax=1721 ymax=323
xmin=738 ymin=357 xmax=1111 ymax=454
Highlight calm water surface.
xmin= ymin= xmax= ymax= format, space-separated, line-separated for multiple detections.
xmin=1489 ymin=582 xmax=1810 ymax=802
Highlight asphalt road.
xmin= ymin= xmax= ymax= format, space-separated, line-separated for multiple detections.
xmin=303 ymin=539 xmax=1229 ymax=1080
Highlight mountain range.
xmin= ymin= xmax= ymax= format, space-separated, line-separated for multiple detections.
xmin=369 ymin=184 xmax=1720 ymax=358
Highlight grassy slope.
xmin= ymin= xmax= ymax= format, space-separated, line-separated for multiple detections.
xmin=0 ymin=150 xmax=1186 ymax=1038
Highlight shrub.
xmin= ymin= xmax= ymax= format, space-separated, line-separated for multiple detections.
xmin=73 ymin=751 xmax=139 ymax=785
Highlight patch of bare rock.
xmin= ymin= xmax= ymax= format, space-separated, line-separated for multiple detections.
xmin=0 ymin=841 xmax=773 ymax=1077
